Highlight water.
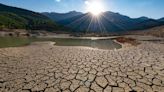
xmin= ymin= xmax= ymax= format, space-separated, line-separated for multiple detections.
xmin=37 ymin=38 xmax=122 ymax=50
xmin=0 ymin=37 xmax=122 ymax=50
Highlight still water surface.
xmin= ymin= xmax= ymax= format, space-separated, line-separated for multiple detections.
xmin=0 ymin=37 xmax=122 ymax=50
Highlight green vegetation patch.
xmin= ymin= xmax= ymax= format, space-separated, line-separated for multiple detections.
xmin=0 ymin=37 xmax=31 ymax=48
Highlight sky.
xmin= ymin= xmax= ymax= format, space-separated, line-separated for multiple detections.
xmin=0 ymin=0 xmax=164 ymax=19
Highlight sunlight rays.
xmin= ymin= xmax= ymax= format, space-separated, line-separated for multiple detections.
xmin=66 ymin=14 xmax=89 ymax=26
xmin=63 ymin=0 xmax=110 ymax=33
xmin=86 ymin=15 xmax=94 ymax=33
xmin=85 ymin=0 xmax=106 ymax=17
xmin=101 ymin=14 xmax=127 ymax=32
xmin=97 ymin=16 xmax=107 ymax=34
xmin=65 ymin=13 xmax=108 ymax=34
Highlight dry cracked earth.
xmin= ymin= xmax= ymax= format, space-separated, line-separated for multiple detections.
xmin=0 ymin=41 xmax=164 ymax=92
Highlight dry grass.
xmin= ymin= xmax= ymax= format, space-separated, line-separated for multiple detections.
xmin=115 ymin=37 xmax=140 ymax=46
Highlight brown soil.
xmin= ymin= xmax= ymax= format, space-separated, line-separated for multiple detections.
xmin=115 ymin=37 xmax=140 ymax=46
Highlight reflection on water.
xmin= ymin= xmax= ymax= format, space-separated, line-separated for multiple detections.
xmin=0 ymin=37 xmax=122 ymax=50
xmin=48 ymin=38 xmax=122 ymax=50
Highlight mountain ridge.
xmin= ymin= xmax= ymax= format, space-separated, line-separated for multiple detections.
xmin=44 ymin=11 xmax=164 ymax=33
xmin=42 ymin=11 xmax=83 ymax=22
xmin=0 ymin=3 xmax=164 ymax=34
xmin=159 ymin=18 xmax=164 ymax=22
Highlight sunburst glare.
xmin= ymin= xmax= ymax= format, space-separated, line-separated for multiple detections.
xmin=85 ymin=0 xmax=106 ymax=16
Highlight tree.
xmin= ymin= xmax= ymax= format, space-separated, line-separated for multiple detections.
xmin=0 ymin=25 xmax=5 ymax=30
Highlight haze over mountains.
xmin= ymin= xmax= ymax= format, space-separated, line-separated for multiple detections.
xmin=0 ymin=3 xmax=164 ymax=34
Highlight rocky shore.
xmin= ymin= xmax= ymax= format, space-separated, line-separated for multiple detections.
xmin=0 ymin=39 xmax=164 ymax=92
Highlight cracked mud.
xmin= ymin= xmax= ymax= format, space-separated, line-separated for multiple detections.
xmin=0 ymin=41 xmax=164 ymax=92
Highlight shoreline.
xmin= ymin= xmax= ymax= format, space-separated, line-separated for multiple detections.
xmin=0 ymin=35 xmax=163 ymax=50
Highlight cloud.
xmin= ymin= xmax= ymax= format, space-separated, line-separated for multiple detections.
xmin=84 ymin=0 xmax=102 ymax=5
xmin=85 ymin=1 xmax=90 ymax=5
xmin=56 ymin=0 xmax=61 ymax=2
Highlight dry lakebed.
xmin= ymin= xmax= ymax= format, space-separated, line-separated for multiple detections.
xmin=0 ymin=35 xmax=164 ymax=92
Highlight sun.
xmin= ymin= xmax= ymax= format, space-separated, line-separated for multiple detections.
xmin=85 ymin=0 xmax=106 ymax=16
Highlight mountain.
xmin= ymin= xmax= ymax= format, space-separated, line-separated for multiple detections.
xmin=42 ymin=11 xmax=83 ymax=22
xmin=128 ymin=25 xmax=164 ymax=37
xmin=46 ymin=11 xmax=163 ymax=33
xmin=0 ymin=3 xmax=59 ymax=31
xmin=136 ymin=16 xmax=150 ymax=21
xmin=1 ymin=3 xmax=164 ymax=34
xmin=58 ymin=13 xmax=124 ymax=33
xmin=159 ymin=18 xmax=164 ymax=22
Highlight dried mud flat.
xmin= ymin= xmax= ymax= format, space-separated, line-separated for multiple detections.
xmin=0 ymin=41 xmax=164 ymax=92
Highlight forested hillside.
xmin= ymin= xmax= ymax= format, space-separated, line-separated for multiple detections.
xmin=0 ymin=3 xmax=58 ymax=31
